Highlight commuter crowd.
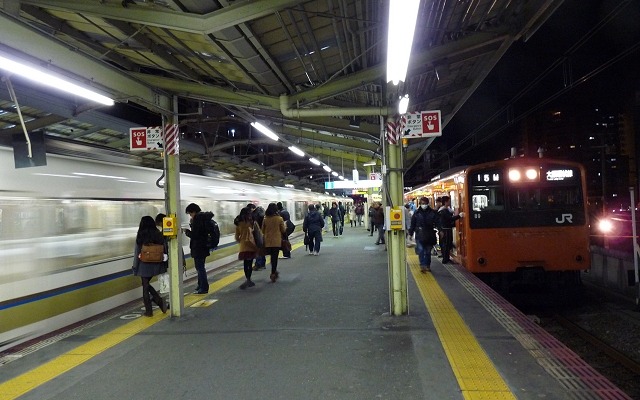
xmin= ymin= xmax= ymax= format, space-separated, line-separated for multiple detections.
xmin=131 ymin=195 xmax=463 ymax=315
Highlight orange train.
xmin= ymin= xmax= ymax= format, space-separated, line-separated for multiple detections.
xmin=405 ymin=157 xmax=590 ymax=287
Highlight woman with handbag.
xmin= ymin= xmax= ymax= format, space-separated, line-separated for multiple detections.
xmin=235 ymin=207 xmax=259 ymax=289
xmin=261 ymin=203 xmax=286 ymax=282
xmin=132 ymin=216 xmax=168 ymax=316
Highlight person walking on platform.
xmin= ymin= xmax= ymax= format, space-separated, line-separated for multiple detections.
xmin=372 ymin=202 xmax=386 ymax=245
xmin=277 ymin=201 xmax=293 ymax=258
xmin=235 ymin=207 xmax=258 ymax=289
xmin=262 ymin=203 xmax=286 ymax=282
xmin=338 ymin=201 xmax=346 ymax=235
xmin=349 ymin=204 xmax=357 ymax=227
xmin=368 ymin=203 xmax=376 ymax=235
xmin=252 ymin=205 xmax=267 ymax=270
xmin=303 ymin=203 xmax=324 ymax=255
xmin=355 ymin=202 xmax=364 ymax=226
xmin=183 ymin=203 xmax=213 ymax=294
xmin=328 ymin=202 xmax=342 ymax=237
xmin=438 ymin=196 xmax=464 ymax=264
xmin=408 ymin=197 xmax=438 ymax=273
xmin=132 ymin=216 xmax=168 ymax=316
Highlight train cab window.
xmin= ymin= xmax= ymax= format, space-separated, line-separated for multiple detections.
xmin=470 ymin=187 xmax=504 ymax=211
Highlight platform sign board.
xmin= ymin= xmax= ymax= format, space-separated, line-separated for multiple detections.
xmin=369 ymin=172 xmax=382 ymax=181
xmin=402 ymin=110 xmax=442 ymax=138
xmin=325 ymin=179 xmax=382 ymax=189
xmin=130 ymin=127 xmax=163 ymax=151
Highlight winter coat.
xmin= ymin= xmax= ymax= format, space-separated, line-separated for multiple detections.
xmin=372 ymin=206 xmax=385 ymax=225
xmin=438 ymin=207 xmax=460 ymax=230
xmin=185 ymin=211 xmax=214 ymax=258
xmin=132 ymin=229 xmax=167 ymax=278
xmin=328 ymin=207 xmax=341 ymax=223
xmin=409 ymin=206 xmax=438 ymax=245
xmin=303 ymin=210 xmax=325 ymax=234
xmin=262 ymin=215 xmax=286 ymax=248
xmin=235 ymin=220 xmax=258 ymax=253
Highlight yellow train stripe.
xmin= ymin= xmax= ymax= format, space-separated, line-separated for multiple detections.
xmin=408 ymin=255 xmax=516 ymax=400
xmin=0 ymin=242 xmax=307 ymax=399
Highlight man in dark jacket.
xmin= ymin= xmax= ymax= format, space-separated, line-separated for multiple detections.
xmin=303 ymin=204 xmax=325 ymax=255
xmin=372 ymin=202 xmax=385 ymax=245
xmin=409 ymin=197 xmax=438 ymax=272
xmin=183 ymin=203 xmax=212 ymax=294
xmin=438 ymin=196 xmax=464 ymax=263
xmin=277 ymin=202 xmax=293 ymax=258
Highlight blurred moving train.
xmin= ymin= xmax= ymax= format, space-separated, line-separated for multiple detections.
xmin=0 ymin=146 xmax=336 ymax=352
xmin=405 ymin=157 xmax=590 ymax=289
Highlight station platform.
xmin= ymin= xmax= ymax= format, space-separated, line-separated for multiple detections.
xmin=0 ymin=225 xmax=630 ymax=400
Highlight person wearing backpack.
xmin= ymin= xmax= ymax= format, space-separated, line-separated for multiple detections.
xmin=183 ymin=203 xmax=213 ymax=294
xmin=277 ymin=202 xmax=294 ymax=258
xmin=408 ymin=197 xmax=438 ymax=273
xmin=132 ymin=216 xmax=168 ymax=316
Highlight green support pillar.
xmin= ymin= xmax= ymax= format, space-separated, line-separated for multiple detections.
xmin=167 ymin=96 xmax=184 ymax=316
xmin=386 ymin=117 xmax=408 ymax=316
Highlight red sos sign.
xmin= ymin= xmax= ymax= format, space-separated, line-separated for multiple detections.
xmin=421 ymin=111 xmax=440 ymax=134
xmin=130 ymin=128 xmax=147 ymax=150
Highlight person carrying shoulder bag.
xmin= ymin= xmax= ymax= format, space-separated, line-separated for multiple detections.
xmin=132 ymin=216 xmax=168 ymax=317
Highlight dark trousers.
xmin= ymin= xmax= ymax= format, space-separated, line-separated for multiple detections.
xmin=243 ymin=259 xmax=253 ymax=281
xmin=194 ymin=256 xmax=209 ymax=292
xmin=375 ymin=223 xmax=385 ymax=244
xmin=441 ymin=229 xmax=453 ymax=262
xmin=332 ymin=219 xmax=340 ymax=236
xmin=267 ymin=247 xmax=280 ymax=273
xmin=141 ymin=276 xmax=162 ymax=314
xmin=307 ymin=230 xmax=322 ymax=253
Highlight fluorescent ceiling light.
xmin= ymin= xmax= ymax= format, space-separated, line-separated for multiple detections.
xmin=363 ymin=159 xmax=377 ymax=166
xmin=288 ymin=145 xmax=305 ymax=157
xmin=322 ymin=165 xmax=332 ymax=172
xmin=251 ymin=122 xmax=279 ymax=141
xmin=398 ymin=95 xmax=410 ymax=114
xmin=386 ymin=0 xmax=420 ymax=85
xmin=0 ymin=55 xmax=114 ymax=106
xmin=331 ymin=171 xmax=339 ymax=177
xmin=338 ymin=175 xmax=344 ymax=180
xmin=309 ymin=157 xmax=321 ymax=165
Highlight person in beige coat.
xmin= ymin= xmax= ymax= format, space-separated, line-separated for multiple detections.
xmin=262 ymin=202 xmax=286 ymax=282
xmin=235 ymin=207 xmax=259 ymax=289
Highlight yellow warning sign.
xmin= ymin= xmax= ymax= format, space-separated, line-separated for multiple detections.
xmin=389 ymin=207 xmax=403 ymax=230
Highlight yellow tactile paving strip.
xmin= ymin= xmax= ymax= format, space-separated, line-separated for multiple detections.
xmin=408 ymin=254 xmax=517 ymax=400
xmin=0 ymin=268 xmax=246 ymax=400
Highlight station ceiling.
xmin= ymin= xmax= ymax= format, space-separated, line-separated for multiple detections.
xmin=0 ymin=0 xmax=563 ymax=191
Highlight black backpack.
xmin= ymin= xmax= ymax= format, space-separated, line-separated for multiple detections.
xmin=206 ymin=218 xmax=220 ymax=249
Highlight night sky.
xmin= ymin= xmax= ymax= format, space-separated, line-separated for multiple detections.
xmin=434 ymin=0 xmax=640 ymax=167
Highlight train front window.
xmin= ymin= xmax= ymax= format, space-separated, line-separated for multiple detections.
xmin=468 ymin=164 xmax=585 ymax=228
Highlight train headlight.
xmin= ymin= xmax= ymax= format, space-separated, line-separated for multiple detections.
xmin=597 ymin=219 xmax=613 ymax=233
xmin=508 ymin=169 xmax=521 ymax=181
xmin=525 ymin=168 xmax=538 ymax=180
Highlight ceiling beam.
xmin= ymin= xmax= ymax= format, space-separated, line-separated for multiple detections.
xmin=0 ymin=13 xmax=170 ymax=112
xmin=22 ymin=0 xmax=303 ymax=35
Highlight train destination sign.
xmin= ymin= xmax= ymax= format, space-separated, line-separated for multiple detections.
xmin=546 ymin=169 xmax=575 ymax=181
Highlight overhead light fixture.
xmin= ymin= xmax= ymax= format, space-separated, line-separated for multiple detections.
xmin=309 ymin=157 xmax=321 ymax=165
xmin=0 ymin=54 xmax=114 ymax=106
xmin=288 ymin=145 xmax=305 ymax=157
xmin=398 ymin=94 xmax=410 ymax=114
xmin=338 ymin=175 xmax=344 ymax=180
xmin=322 ymin=165 xmax=332 ymax=172
xmin=386 ymin=0 xmax=420 ymax=85
xmin=331 ymin=171 xmax=339 ymax=177
xmin=251 ymin=122 xmax=279 ymax=141
xmin=363 ymin=159 xmax=377 ymax=166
